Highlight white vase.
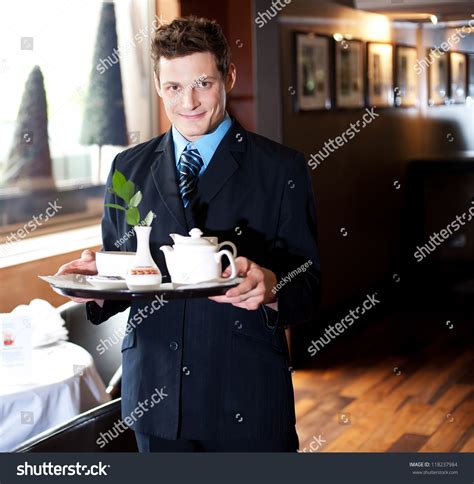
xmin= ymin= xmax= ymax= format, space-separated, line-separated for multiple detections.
xmin=125 ymin=226 xmax=162 ymax=290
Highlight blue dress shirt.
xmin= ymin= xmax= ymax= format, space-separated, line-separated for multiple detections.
xmin=172 ymin=112 xmax=232 ymax=177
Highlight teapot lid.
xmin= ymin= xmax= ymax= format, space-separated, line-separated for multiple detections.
xmin=170 ymin=228 xmax=214 ymax=246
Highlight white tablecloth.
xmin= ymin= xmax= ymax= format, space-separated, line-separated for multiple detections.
xmin=0 ymin=341 xmax=111 ymax=451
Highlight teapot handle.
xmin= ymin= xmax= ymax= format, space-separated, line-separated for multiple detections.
xmin=215 ymin=250 xmax=237 ymax=282
xmin=216 ymin=241 xmax=237 ymax=258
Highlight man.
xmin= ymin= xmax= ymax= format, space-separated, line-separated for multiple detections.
xmin=57 ymin=16 xmax=321 ymax=452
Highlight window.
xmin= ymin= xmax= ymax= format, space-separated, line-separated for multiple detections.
xmin=0 ymin=0 xmax=158 ymax=245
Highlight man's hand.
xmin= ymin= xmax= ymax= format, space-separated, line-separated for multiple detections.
xmin=208 ymin=256 xmax=277 ymax=310
xmin=55 ymin=249 xmax=104 ymax=306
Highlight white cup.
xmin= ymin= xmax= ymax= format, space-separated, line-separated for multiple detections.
xmin=95 ymin=251 xmax=136 ymax=278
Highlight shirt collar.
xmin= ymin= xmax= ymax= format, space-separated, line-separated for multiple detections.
xmin=172 ymin=112 xmax=232 ymax=167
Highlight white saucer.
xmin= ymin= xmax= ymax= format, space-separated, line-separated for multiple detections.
xmin=86 ymin=276 xmax=128 ymax=290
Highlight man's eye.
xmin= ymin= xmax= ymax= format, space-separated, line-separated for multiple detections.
xmin=197 ymin=81 xmax=209 ymax=88
xmin=169 ymin=85 xmax=180 ymax=92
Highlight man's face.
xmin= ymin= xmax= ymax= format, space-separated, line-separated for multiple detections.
xmin=155 ymin=51 xmax=236 ymax=141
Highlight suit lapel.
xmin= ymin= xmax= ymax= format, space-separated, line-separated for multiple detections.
xmin=150 ymin=119 xmax=247 ymax=233
xmin=188 ymin=119 xmax=246 ymax=212
xmin=150 ymin=130 xmax=188 ymax=233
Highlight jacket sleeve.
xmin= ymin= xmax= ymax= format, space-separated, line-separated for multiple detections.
xmin=266 ymin=151 xmax=321 ymax=329
xmin=86 ymin=154 xmax=131 ymax=325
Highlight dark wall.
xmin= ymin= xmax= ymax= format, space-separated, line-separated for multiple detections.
xmin=254 ymin=0 xmax=474 ymax=309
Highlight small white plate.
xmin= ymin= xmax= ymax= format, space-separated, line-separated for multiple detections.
xmin=86 ymin=276 xmax=128 ymax=290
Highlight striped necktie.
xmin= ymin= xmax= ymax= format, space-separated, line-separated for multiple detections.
xmin=177 ymin=143 xmax=203 ymax=207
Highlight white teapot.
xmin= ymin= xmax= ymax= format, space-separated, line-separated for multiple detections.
xmin=160 ymin=228 xmax=238 ymax=284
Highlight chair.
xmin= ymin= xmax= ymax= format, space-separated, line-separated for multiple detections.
xmin=57 ymin=301 xmax=129 ymax=393
xmin=13 ymin=398 xmax=138 ymax=452
xmin=106 ymin=365 xmax=122 ymax=399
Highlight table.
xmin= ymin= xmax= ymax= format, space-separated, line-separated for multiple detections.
xmin=0 ymin=341 xmax=110 ymax=451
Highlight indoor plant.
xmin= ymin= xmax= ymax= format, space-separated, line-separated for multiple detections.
xmin=104 ymin=169 xmax=161 ymax=289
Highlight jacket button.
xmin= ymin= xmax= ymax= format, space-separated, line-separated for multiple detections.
xmin=169 ymin=341 xmax=179 ymax=351
xmin=235 ymin=413 xmax=244 ymax=423
xmin=182 ymin=366 xmax=190 ymax=375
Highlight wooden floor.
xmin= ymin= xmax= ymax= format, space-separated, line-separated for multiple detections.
xmin=293 ymin=302 xmax=474 ymax=452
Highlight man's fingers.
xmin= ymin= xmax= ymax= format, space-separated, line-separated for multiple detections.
xmin=54 ymin=251 xmax=99 ymax=305
xmin=55 ymin=262 xmax=76 ymax=276
xmin=225 ymin=277 xmax=259 ymax=298
xmin=81 ymin=249 xmax=95 ymax=261
xmin=209 ymin=281 xmax=264 ymax=305
xmin=208 ymin=295 xmax=229 ymax=303
xmin=55 ymin=260 xmax=97 ymax=276
xmin=208 ymin=294 xmax=261 ymax=310
xmin=222 ymin=257 xmax=252 ymax=278
xmin=225 ymin=285 xmax=264 ymax=304
xmin=225 ymin=268 xmax=263 ymax=297
xmin=55 ymin=250 xmax=97 ymax=276
xmin=232 ymin=298 xmax=261 ymax=310
xmin=70 ymin=297 xmax=93 ymax=303
xmin=222 ymin=266 xmax=232 ymax=276
xmin=55 ymin=260 xmax=82 ymax=275
xmin=211 ymin=259 xmax=264 ymax=305
xmin=232 ymin=257 xmax=251 ymax=275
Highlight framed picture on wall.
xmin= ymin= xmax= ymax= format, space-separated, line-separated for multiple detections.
xmin=450 ymin=52 xmax=467 ymax=104
xmin=367 ymin=42 xmax=394 ymax=107
xmin=335 ymin=39 xmax=364 ymax=108
xmin=294 ymin=32 xmax=331 ymax=111
xmin=469 ymin=54 xmax=474 ymax=98
xmin=395 ymin=45 xmax=418 ymax=107
xmin=428 ymin=49 xmax=449 ymax=105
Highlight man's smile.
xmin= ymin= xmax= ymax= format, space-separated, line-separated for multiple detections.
xmin=179 ymin=112 xmax=206 ymax=120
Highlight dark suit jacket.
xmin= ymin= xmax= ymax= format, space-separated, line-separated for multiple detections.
xmin=86 ymin=118 xmax=321 ymax=441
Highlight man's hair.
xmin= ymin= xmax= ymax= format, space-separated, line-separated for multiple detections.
xmin=151 ymin=16 xmax=231 ymax=80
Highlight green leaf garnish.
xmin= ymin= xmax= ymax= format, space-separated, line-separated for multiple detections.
xmin=111 ymin=170 xmax=126 ymax=194
xmin=120 ymin=180 xmax=135 ymax=203
xmin=129 ymin=191 xmax=142 ymax=208
xmin=107 ymin=169 xmax=155 ymax=227
xmin=104 ymin=203 xmax=126 ymax=211
xmin=125 ymin=207 xmax=140 ymax=226
xmin=143 ymin=210 xmax=154 ymax=226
